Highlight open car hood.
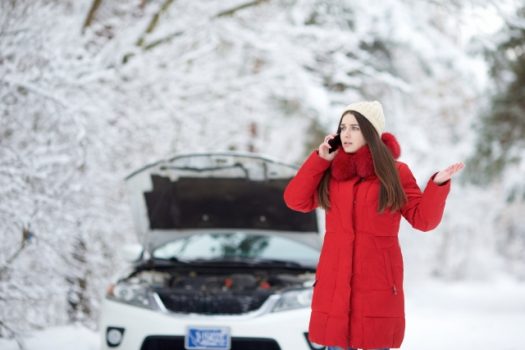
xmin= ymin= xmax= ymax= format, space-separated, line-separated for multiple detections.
xmin=125 ymin=152 xmax=322 ymax=253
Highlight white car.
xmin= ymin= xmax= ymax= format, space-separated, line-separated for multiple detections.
xmin=99 ymin=152 xmax=324 ymax=350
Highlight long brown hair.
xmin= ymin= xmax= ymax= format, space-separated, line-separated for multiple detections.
xmin=317 ymin=111 xmax=406 ymax=212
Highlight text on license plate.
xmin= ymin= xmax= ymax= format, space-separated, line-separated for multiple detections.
xmin=185 ymin=326 xmax=231 ymax=350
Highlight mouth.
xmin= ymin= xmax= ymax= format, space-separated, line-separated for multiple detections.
xmin=343 ymin=142 xmax=352 ymax=147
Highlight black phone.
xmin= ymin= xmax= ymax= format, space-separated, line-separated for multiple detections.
xmin=327 ymin=134 xmax=341 ymax=153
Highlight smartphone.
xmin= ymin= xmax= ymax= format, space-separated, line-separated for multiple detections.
xmin=327 ymin=134 xmax=341 ymax=153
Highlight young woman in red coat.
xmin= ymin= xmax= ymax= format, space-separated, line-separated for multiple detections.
xmin=283 ymin=101 xmax=464 ymax=350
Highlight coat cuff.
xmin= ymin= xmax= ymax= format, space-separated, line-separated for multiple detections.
xmin=426 ymin=172 xmax=451 ymax=196
xmin=429 ymin=172 xmax=451 ymax=187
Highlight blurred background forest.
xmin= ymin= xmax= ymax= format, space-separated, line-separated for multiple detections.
xmin=1 ymin=0 xmax=524 ymax=342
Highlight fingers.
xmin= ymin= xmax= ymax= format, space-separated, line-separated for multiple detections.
xmin=318 ymin=134 xmax=339 ymax=161
xmin=323 ymin=135 xmax=331 ymax=143
xmin=320 ymin=134 xmax=337 ymax=150
xmin=433 ymin=162 xmax=465 ymax=184
xmin=323 ymin=134 xmax=336 ymax=145
xmin=442 ymin=162 xmax=465 ymax=179
xmin=448 ymin=162 xmax=465 ymax=175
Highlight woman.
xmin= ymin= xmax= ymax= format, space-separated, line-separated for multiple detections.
xmin=283 ymin=101 xmax=464 ymax=350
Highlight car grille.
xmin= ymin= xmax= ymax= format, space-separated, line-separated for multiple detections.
xmin=140 ymin=336 xmax=281 ymax=350
xmin=156 ymin=290 xmax=272 ymax=314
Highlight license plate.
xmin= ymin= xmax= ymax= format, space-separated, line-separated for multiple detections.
xmin=185 ymin=326 xmax=231 ymax=350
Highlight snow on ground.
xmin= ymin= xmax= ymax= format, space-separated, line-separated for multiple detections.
xmin=1 ymin=278 xmax=524 ymax=350
xmin=0 ymin=324 xmax=98 ymax=350
xmin=403 ymin=277 xmax=525 ymax=349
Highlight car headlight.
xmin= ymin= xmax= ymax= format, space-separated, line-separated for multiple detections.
xmin=107 ymin=282 xmax=160 ymax=310
xmin=272 ymin=288 xmax=313 ymax=312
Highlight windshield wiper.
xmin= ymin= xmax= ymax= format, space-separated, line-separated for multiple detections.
xmin=188 ymin=257 xmax=310 ymax=269
xmin=142 ymin=256 xmax=190 ymax=266
xmin=249 ymin=258 xmax=304 ymax=268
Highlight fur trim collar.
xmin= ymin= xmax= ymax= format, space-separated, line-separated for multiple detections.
xmin=330 ymin=132 xmax=401 ymax=181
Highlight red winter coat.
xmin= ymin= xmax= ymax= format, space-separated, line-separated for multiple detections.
xmin=283 ymin=141 xmax=450 ymax=349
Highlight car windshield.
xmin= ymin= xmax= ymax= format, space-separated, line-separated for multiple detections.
xmin=152 ymin=232 xmax=319 ymax=267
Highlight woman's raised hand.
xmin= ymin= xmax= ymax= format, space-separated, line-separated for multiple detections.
xmin=433 ymin=162 xmax=465 ymax=185
xmin=318 ymin=134 xmax=339 ymax=161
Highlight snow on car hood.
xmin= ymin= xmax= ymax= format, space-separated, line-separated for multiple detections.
xmin=124 ymin=152 xmax=322 ymax=253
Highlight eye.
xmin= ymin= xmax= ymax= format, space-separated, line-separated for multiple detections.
xmin=340 ymin=125 xmax=346 ymax=131
xmin=351 ymin=126 xmax=360 ymax=131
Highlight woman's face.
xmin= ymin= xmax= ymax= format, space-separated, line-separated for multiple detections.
xmin=339 ymin=113 xmax=366 ymax=153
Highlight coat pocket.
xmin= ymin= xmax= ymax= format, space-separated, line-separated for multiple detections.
xmin=375 ymin=236 xmax=403 ymax=294
xmin=361 ymin=236 xmax=404 ymax=292
xmin=382 ymin=250 xmax=397 ymax=295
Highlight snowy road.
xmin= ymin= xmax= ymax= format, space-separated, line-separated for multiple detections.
xmin=1 ymin=278 xmax=524 ymax=350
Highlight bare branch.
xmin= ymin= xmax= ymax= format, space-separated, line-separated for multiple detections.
xmin=214 ymin=0 xmax=269 ymax=18
xmin=0 ymin=320 xmax=25 ymax=349
xmin=81 ymin=0 xmax=103 ymax=33
xmin=132 ymin=0 xmax=269 ymax=55
xmin=136 ymin=0 xmax=175 ymax=47
xmin=0 ymin=227 xmax=33 ymax=279
xmin=143 ymin=30 xmax=183 ymax=51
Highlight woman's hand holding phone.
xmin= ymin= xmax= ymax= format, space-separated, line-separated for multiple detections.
xmin=319 ymin=134 xmax=340 ymax=161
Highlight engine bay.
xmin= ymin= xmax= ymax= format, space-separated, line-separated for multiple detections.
xmin=123 ymin=268 xmax=315 ymax=314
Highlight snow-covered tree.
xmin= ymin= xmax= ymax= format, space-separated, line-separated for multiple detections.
xmin=1 ymin=0 xmax=522 ymax=340
xmin=0 ymin=0 xmax=136 ymax=337
xmin=467 ymin=3 xmax=525 ymax=279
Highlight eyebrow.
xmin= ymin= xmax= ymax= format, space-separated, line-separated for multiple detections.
xmin=340 ymin=123 xmax=359 ymax=126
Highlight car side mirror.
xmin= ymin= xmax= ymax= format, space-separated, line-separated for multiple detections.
xmin=122 ymin=243 xmax=143 ymax=262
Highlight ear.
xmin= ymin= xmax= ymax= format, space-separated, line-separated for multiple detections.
xmin=381 ymin=132 xmax=401 ymax=159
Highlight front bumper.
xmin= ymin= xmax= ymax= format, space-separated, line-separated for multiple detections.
xmin=99 ymin=298 xmax=316 ymax=350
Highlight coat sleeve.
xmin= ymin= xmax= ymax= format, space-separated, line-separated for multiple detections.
xmin=283 ymin=150 xmax=331 ymax=213
xmin=398 ymin=162 xmax=451 ymax=232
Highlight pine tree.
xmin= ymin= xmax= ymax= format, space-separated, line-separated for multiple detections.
xmin=468 ymin=7 xmax=525 ymax=188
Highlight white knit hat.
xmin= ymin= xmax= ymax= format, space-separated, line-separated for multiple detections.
xmin=341 ymin=100 xmax=385 ymax=135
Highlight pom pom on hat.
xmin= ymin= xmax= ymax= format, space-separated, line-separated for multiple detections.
xmin=381 ymin=132 xmax=401 ymax=159
xmin=342 ymin=100 xmax=385 ymax=135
